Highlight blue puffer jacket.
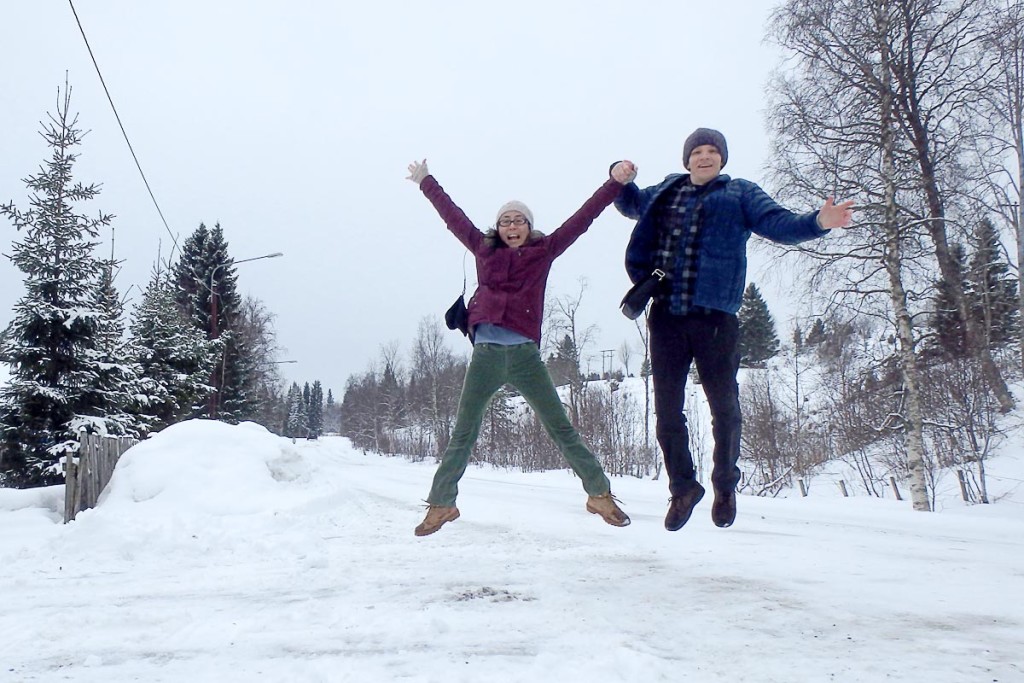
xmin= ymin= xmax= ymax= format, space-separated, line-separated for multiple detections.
xmin=617 ymin=173 xmax=828 ymax=315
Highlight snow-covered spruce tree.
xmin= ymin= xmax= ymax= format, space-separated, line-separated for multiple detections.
xmin=284 ymin=383 xmax=308 ymax=439
xmin=129 ymin=265 xmax=218 ymax=432
xmin=0 ymin=85 xmax=124 ymax=487
xmin=81 ymin=257 xmax=152 ymax=437
xmin=737 ymin=283 xmax=780 ymax=368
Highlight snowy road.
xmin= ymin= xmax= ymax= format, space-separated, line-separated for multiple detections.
xmin=1 ymin=421 xmax=1021 ymax=682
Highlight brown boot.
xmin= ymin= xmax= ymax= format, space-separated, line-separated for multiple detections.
xmin=414 ymin=505 xmax=460 ymax=537
xmin=712 ymin=491 xmax=736 ymax=528
xmin=664 ymin=481 xmax=706 ymax=531
xmin=586 ymin=493 xmax=631 ymax=527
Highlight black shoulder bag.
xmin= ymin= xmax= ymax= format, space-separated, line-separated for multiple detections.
xmin=620 ymin=178 xmax=718 ymax=320
xmin=444 ymin=253 xmax=472 ymax=339
xmin=620 ymin=268 xmax=667 ymax=320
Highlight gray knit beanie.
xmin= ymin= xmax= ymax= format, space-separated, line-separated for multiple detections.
xmin=496 ymin=200 xmax=534 ymax=227
xmin=683 ymin=128 xmax=728 ymax=169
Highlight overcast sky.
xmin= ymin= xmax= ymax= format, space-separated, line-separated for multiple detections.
xmin=1 ymin=0 xmax=809 ymax=397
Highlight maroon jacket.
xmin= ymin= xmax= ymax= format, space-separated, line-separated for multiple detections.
xmin=420 ymin=176 xmax=623 ymax=345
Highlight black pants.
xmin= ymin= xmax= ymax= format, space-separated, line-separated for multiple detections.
xmin=648 ymin=301 xmax=742 ymax=497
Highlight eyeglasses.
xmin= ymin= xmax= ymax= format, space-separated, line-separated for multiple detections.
xmin=497 ymin=217 xmax=529 ymax=227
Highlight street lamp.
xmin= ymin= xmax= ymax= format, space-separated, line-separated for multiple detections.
xmin=209 ymin=251 xmax=283 ymax=418
xmin=209 ymin=252 xmax=283 ymax=340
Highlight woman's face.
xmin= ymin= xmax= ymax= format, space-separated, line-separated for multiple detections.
xmin=497 ymin=211 xmax=530 ymax=248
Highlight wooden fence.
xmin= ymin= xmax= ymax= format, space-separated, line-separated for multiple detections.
xmin=64 ymin=432 xmax=138 ymax=523
xmin=796 ymin=476 xmax=904 ymax=501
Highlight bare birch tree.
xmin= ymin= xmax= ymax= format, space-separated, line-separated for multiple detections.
xmin=767 ymin=0 xmax=936 ymax=509
xmin=544 ymin=279 xmax=597 ymax=429
xmin=410 ymin=317 xmax=463 ymax=456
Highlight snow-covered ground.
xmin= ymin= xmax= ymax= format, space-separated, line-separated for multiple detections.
xmin=1 ymin=420 xmax=1021 ymax=683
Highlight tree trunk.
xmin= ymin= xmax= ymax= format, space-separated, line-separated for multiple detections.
xmin=880 ymin=1 xmax=930 ymax=511
xmin=1017 ymin=150 xmax=1024 ymax=372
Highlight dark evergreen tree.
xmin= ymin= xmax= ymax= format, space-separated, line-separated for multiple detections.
xmin=791 ymin=324 xmax=805 ymax=355
xmin=172 ymin=223 xmax=214 ymax=330
xmin=931 ymin=242 xmax=970 ymax=358
xmin=737 ymin=283 xmax=780 ymax=367
xmin=129 ymin=265 xmax=218 ymax=431
xmin=170 ymin=222 xmax=253 ymax=422
xmin=968 ymin=218 xmax=1019 ymax=350
xmin=805 ymin=318 xmax=827 ymax=346
xmin=307 ymin=380 xmax=324 ymax=439
xmin=0 ymin=85 xmax=117 ymax=486
xmin=324 ymin=388 xmax=340 ymax=434
xmin=378 ymin=362 xmax=405 ymax=435
xmin=932 ymin=222 xmax=1019 ymax=359
xmin=545 ymin=334 xmax=581 ymax=387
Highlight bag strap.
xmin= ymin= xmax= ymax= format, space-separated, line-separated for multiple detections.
xmin=460 ymin=251 xmax=468 ymax=296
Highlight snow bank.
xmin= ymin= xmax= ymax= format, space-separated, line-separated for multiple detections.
xmin=96 ymin=419 xmax=330 ymax=518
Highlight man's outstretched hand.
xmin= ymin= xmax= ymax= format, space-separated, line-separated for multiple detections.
xmin=817 ymin=196 xmax=855 ymax=229
xmin=611 ymin=160 xmax=638 ymax=184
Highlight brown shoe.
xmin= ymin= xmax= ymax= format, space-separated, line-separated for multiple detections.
xmin=414 ymin=505 xmax=460 ymax=537
xmin=664 ymin=482 xmax=706 ymax=531
xmin=712 ymin=491 xmax=736 ymax=528
xmin=586 ymin=493 xmax=631 ymax=527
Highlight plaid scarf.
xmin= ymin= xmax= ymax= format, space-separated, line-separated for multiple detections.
xmin=654 ymin=179 xmax=706 ymax=314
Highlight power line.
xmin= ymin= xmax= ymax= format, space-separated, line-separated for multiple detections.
xmin=66 ymin=1 xmax=286 ymax=318
xmin=67 ymin=0 xmax=180 ymax=258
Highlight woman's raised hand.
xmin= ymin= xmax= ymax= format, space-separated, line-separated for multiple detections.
xmin=406 ymin=159 xmax=429 ymax=185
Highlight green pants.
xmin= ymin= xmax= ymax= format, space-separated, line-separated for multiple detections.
xmin=427 ymin=342 xmax=612 ymax=506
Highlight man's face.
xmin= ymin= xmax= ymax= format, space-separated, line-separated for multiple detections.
xmin=686 ymin=144 xmax=723 ymax=185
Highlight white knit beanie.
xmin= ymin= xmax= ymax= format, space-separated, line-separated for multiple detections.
xmin=496 ymin=200 xmax=534 ymax=227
